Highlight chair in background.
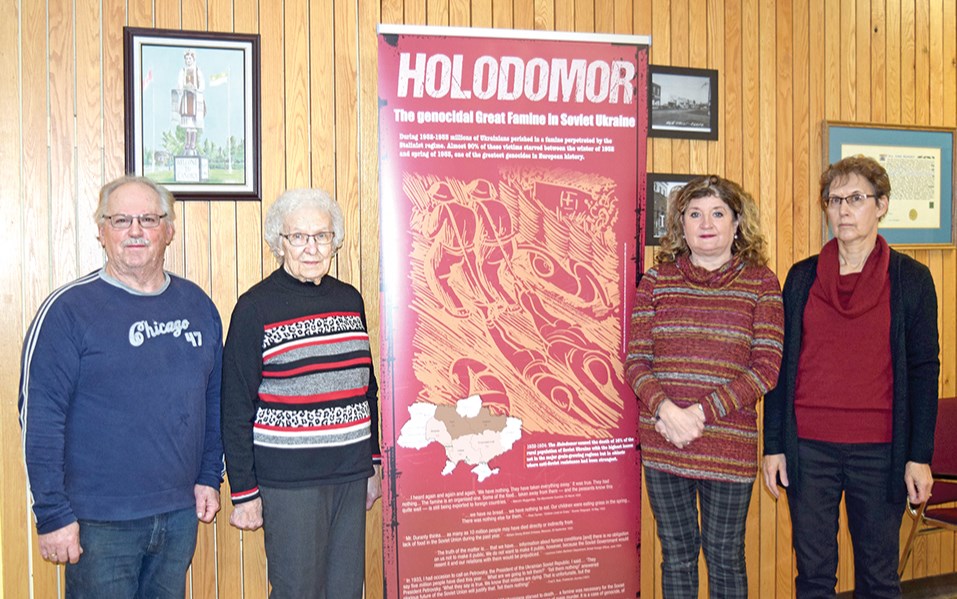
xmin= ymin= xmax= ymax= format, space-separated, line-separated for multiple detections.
xmin=898 ymin=397 xmax=957 ymax=576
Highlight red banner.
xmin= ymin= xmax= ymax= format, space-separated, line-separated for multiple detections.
xmin=378 ymin=26 xmax=649 ymax=599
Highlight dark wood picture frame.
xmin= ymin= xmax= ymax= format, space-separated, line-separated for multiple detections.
xmin=648 ymin=65 xmax=718 ymax=140
xmin=645 ymin=173 xmax=696 ymax=246
xmin=124 ymin=27 xmax=261 ymax=201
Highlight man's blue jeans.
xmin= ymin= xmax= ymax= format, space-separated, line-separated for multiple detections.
xmin=65 ymin=507 xmax=198 ymax=599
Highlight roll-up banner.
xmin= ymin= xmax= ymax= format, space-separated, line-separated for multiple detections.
xmin=378 ymin=25 xmax=649 ymax=599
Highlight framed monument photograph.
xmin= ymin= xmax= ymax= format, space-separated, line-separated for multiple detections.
xmin=648 ymin=65 xmax=718 ymax=140
xmin=124 ymin=27 xmax=261 ymax=201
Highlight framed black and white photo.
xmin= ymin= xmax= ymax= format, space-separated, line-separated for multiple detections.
xmin=124 ymin=27 xmax=261 ymax=201
xmin=645 ymin=173 xmax=696 ymax=246
xmin=648 ymin=66 xmax=718 ymax=140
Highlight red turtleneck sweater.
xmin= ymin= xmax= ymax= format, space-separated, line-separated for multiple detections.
xmin=794 ymin=236 xmax=893 ymax=443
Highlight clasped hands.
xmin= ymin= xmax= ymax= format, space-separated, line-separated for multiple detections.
xmin=655 ymin=399 xmax=705 ymax=449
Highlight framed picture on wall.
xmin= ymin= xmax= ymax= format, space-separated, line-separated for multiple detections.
xmin=645 ymin=173 xmax=696 ymax=246
xmin=824 ymin=121 xmax=956 ymax=247
xmin=124 ymin=27 xmax=261 ymax=201
xmin=648 ymin=65 xmax=718 ymax=140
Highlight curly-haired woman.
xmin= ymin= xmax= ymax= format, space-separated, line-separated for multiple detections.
xmin=626 ymin=175 xmax=784 ymax=598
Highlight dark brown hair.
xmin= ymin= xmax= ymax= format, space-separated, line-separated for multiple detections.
xmin=818 ymin=154 xmax=891 ymax=211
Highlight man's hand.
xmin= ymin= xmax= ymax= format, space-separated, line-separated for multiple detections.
xmin=905 ymin=461 xmax=934 ymax=505
xmin=762 ymin=454 xmax=789 ymax=499
xmin=38 ymin=522 xmax=82 ymax=565
xmin=194 ymin=485 xmax=221 ymax=523
xmin=366 ymin=465 xmax=383 ymax=511
xmin=229 ymin=498 xmax=264 ymax=531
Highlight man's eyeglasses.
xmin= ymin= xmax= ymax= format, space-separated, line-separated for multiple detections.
xmin=825 ymin=193 xmax=877 ymax=209
xmin=102 ymin=213 xmax=167 ymax=229
xmin=280 ymin=232 xmax=335 ymax=247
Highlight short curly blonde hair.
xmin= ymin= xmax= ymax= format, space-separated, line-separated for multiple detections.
xmin=656 ymin=174 xmax=769 ymax=267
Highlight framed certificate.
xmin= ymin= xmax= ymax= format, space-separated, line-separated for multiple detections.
xmin=824 ymin=121 xmax=955 ymax=247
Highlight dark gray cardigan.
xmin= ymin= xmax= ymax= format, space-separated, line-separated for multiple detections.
xmin=763 ymin=248 xmax=940 ymax=501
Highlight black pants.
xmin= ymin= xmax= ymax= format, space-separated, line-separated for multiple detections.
xmin=786 ymin=439 xmax=905 ymax=599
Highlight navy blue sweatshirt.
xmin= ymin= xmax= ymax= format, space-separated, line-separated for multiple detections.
xmin=19 ymin=270 xmax=224 ymax=534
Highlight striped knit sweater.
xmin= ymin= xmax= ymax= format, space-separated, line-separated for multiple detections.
xmin=626 ymin=255 xmax=784 ymax=482
xmin=222 ymin=267 xmax=381 ymax=505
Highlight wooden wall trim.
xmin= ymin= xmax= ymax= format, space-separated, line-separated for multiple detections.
xmin=1 ymin=1 xmax=954 ymax=597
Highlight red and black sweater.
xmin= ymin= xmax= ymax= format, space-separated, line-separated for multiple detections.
xmin=222 ymin=267 xmax=381 ymax=505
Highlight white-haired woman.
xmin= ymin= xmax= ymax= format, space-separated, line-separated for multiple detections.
xmin=222 ymin=189 xmax=382 ymax=598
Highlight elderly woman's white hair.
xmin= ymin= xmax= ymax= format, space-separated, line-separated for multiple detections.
xmin=264 ymin=188 xmax=345 ymax=261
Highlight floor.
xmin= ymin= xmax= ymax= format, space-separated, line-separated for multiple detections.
xmin=835 ymin=573 xmax=957 ymax=598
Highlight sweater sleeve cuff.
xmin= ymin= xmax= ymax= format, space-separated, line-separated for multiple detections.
xmin=908 ymin=448 xmax=934 ymax=465
xmin=195 ymin=473 xmax=222 ymax=490
xmin=646 ymin=392 xmax=669 ymax=419
xmin=698 ymin=394 xmax=719 ymax=422
xmin=230 ymin=486 xmax=260 ymax=505
xmin=763 ymin=436 xmax=783 ymax=455
xmin=36 ymin=512 xmax=78 ymax=536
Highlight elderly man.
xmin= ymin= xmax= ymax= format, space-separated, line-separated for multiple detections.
xmin=18 ymin=175 xmax=223 ymax=597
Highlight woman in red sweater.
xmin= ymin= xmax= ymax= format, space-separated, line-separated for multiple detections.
xmin=763 ymin=156 xmax=940 ymax=598
xmin=627 ymin=175 xmax=784 ymax=598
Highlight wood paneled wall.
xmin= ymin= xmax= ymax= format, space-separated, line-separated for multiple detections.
xmin=0 ymin=1 xmax=953 ymax=598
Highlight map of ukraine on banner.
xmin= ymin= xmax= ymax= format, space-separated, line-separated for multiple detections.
xmin=378 ymin=25 xmax=649 ymax=599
